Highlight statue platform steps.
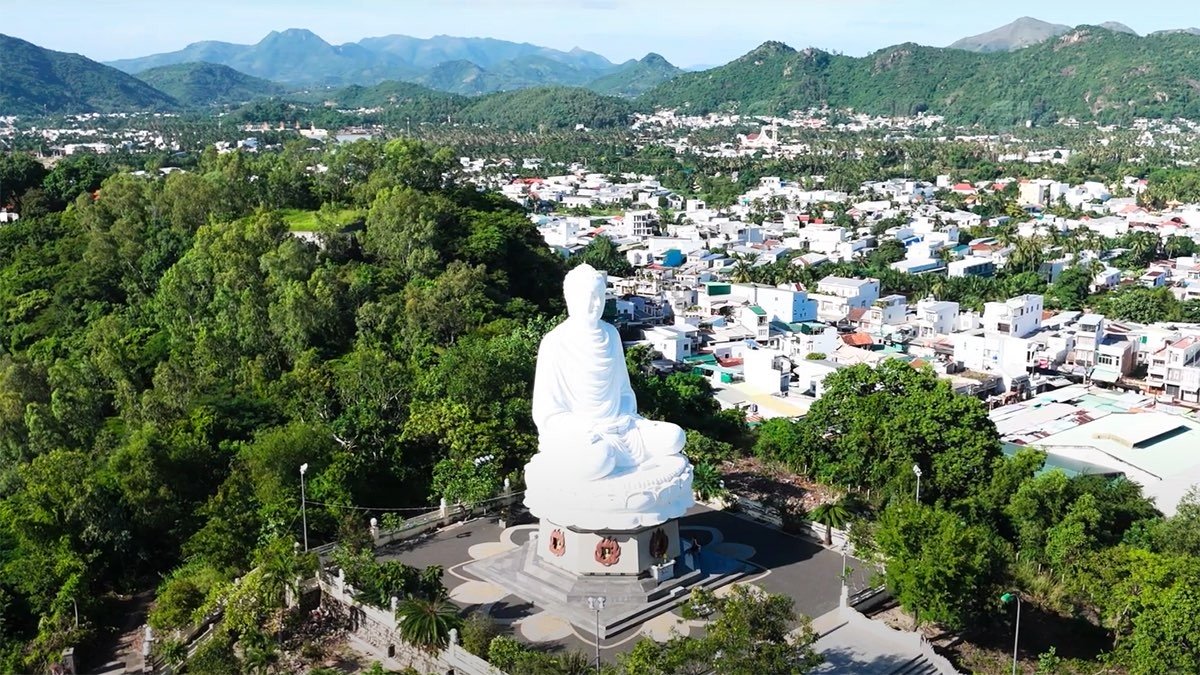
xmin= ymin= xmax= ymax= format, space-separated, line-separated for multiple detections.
xmin=465 ymin=538 xmax=750 ymax=639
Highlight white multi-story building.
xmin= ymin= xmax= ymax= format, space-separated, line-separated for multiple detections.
xmin=811 ymin=276 xmax=881 ymax=322
xmin=982 ymin=294 xmax=1043 ymax=338
xmin=738 ymin=305 xmax=770 ymax=341
xmin=728 ymin=283 xmax=817 ymax=324
xmin=1148 ymin=336 xmax=1200 ymax=401
xmin=642 ymin=324 xmax=700 ymax=363
xmin=743 ymin=348 xmax=791 ymax=394
xmin=816 ymin=276 xmax=881 ymax=304
xmin=912 ymin=299 xmax=960 ymax=337
xmin=861 ymin=295 xmax=908 ymax=332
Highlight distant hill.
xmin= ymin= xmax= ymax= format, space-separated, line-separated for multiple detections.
xmin=587 ymin=53 xmax=682 ymax=97
xmin=319 ymin=80 xmax=464 ymax=110
xmin=1150 ymin=28 xmax=1200 ymax=37
xmin=640 ymin=28 xmax=1200 ymax=126
xmin=355 ymin=34 xmax=611 ymax=72
xmin=948 ymin=17 xmax=1071 ymax=52
xmin=135 ymin=62 xmax=286 ymax=106
xmin=1099 ymin=22 xmax=1138 ymax=36
xmin=0 ymin=33 xmax=177 ymax=115
xmin=108 ymin=29 xmax=616 ymax=92
xmin=457 ymin=87 xmax=632 ymax=129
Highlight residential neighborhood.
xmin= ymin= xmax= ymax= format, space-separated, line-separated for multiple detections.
xmin=514 ymin=167 xmax=1200 ymax=517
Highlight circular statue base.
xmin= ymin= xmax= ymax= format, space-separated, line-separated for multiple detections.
xmin=535 ymin=519 xmax=681 ymax=577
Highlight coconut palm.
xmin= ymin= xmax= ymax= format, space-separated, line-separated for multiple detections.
xmin=728 ymin=252 xmax=758 ymax=284
xmin=396 ymin=597 xmax=463 ymax=651
xmin=809 ymin=500 xmax=852 ymax=546
xmin=1126 ymin=230 xmax=1160 ymax=266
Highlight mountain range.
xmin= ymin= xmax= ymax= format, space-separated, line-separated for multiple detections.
xmin=948 ymin=17 xmax=1143 ymax=52
xmin=6 ymin=19 xmax=1200 ymax=129
xmin=641 ymin=25 xmax=1200 ymax=126
xmin=104 ymin=29 xmax=680 ymax=96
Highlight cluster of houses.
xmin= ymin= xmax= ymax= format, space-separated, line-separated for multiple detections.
xmin=513 ymin=168 xmax=1200 ymax=516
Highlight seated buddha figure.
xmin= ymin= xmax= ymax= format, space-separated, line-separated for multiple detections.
xmin=523 ymin=264 xmax=693 ymax=530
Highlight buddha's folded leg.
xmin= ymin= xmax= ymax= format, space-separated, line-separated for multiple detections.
xmin=532 ymin=438 xmax=617 ymax=482
xmin=632 ymin=419 xmax=686 ymax=457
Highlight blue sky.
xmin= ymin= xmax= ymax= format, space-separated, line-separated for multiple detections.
xmin=6 ymin=0 xmax=1198 ymax=67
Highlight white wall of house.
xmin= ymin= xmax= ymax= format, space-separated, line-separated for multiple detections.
xmin=983 ymin=295 xmax=1043 ymax=338
xmin=744 ymin=348 xmax=790 ymax=394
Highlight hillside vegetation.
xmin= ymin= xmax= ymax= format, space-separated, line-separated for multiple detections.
xmin=640 ymin=27 xmax=1200 ymax=126
xmin=135 ymin=62 xmax=287 ymax=106
xmin=0 ymin=33 xmax=177 ymax=114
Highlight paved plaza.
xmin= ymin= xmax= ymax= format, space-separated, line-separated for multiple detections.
xmin=378 ymin=504 xmax=876 ymax=661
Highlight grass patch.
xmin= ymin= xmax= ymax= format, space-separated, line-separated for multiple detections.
xmin=280 ymin=207 xmax=364 ymax=232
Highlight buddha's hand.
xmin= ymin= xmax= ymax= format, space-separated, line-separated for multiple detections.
xmin=592 ymin=415 xmax=635 ymax=436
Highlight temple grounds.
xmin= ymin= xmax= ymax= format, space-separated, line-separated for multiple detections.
xmin=377 ymin=503 xmax=874 ymax=661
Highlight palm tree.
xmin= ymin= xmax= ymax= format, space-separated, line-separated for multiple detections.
xmin=692 ymin=462 xmax=728 ymax=502
xmin=556 ymin=651 xmax=593 ymax=674
xmin=728 ymin=252 xmax=757 ymax=284
xmin=1126 ymin=230 xmax=1160 ymax=265
xmin=396 ymin=597 xmax=463 ymax=651
xmin=809 ymin=500 xmax=852 ymax=546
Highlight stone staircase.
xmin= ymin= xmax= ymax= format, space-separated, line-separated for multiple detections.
xmin=890 ymin=655 xmax=942 ymax=675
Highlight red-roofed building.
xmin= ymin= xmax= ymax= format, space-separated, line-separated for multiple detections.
xmin=841 ymin=332 xmax=874 ymax=348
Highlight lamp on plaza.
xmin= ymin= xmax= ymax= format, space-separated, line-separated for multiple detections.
xmin=1001 ymin=591 xmax=1021 ymax=675
xmin=586 ymin=595 xmax=606 ymax=673
xmin=300 ymin=463 xmax=309 ymax=552
xmin=912 ymin=463 xmax=923 ymax=502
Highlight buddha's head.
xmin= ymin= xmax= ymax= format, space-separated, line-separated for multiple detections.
xmin=564 ymin=264 xmax=607 ymax=325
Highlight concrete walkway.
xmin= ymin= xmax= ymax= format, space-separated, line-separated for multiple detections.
xmin=810 ymin=607 xmax=951 ymax=675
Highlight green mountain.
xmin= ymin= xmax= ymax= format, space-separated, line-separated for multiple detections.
xmin=107 ymin=29 xmax=615 ymax=91
xmin=415 ymin=60 xmax=494 ymax=95
xmin=640 ymin=28 xmax=1200 ymax=126
xmin=411 ymin=55 xmax=607 ymax=95
xmin=587 ymin=53 xmax=682 ymax=97
xmin=948 ymin=17 xmax=1071 ymax=52
xmin=135 ymin=62 xmax=286 ymax=106
xmin=0 ymin=33 xmax=177 ymax=114
xmin=320 ymin=80 xmax=464 ymax=110
xmin=109 ymin=29 xmax=414 ymax=86
xmin=458 ymin=87 xmax=632 ymax=129
xmin=355 ymin=34 xmax=612 ymax=72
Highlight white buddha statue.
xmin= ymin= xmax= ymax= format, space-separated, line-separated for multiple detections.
xmin=523 ymin=264 xmax=693 ymax=531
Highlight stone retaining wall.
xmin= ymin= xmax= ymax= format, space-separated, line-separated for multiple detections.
xmin=319 ymin=574 xmax=506 ymax=675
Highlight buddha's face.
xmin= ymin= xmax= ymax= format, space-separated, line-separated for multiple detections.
xmin=565 ymin=265 xmax=606 ymax=325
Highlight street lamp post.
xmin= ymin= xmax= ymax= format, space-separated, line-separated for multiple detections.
xmin=912 ymin=464 xmax=923 ymax=502
xmin=299 ymin=463 xmax=309 ymax=552
xmin=586 ymin=595 xmax=606 ymax=674
xmin=840 ymin=541 xmax=848 ymax=582
xmin=1001 ymin=591 xmax=1021 ymax=675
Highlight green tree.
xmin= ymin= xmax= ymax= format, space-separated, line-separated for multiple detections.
xmin=784 ymin=360 xmax=1002 ymax=504
xmin=809 ymin=500 xmax=852 ymax=546
xmin=395 ymin=597 xmax=463 ymax=652
xmin=875 ymin=502 xmax=1005 ymax=630
xmin=571 ymin=235 xmax=632 ymax=277
xmin=620 ymin=584 xmax=821 ymax=675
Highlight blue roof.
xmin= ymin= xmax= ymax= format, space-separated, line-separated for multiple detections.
xmin=662 ymin=249 xmax=685 ymax=267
